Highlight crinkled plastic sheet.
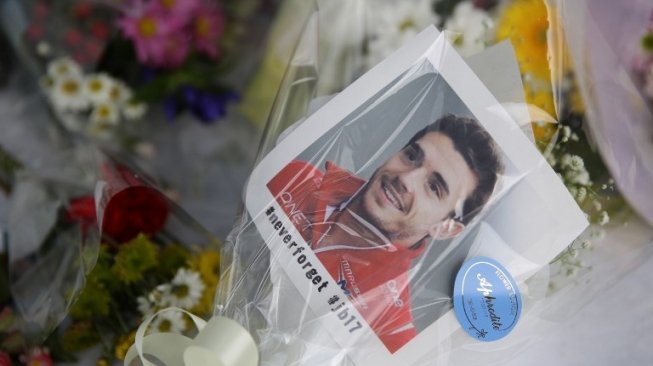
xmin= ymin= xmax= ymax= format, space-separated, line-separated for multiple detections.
xmin=0 ymin=0 xmax=261 ymax=240
xmin=0 ymin=64 xmax=216 ymax=343
xmin=6 ymin=148 xmax=101 ymax=341
xmin=217 ymin=4 xmax=586 ymax=366
xmin=557 ymin=0 xmax=653 ymax=226
xmin=4 ymin=147 xmax=219 ymax=341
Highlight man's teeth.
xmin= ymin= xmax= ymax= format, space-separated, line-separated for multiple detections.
xmin=383 ymin=184 xmax=402 ymax=211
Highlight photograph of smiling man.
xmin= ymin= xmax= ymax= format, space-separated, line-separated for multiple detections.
xmin=266 ymin=114 xmax=504 ymax=353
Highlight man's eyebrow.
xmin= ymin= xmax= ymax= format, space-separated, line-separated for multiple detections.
xmin=410 ymin=142 xmax=425 ymax=163
xmin=433 ymin=172 xmax=449 ymax=197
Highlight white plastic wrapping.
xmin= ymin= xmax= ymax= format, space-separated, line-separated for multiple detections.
xmin=217 ymin=22 xmax=587 ymax=366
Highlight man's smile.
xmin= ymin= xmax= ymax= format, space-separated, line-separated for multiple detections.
xmin=381 ymin=177 xmax=406 ymax=213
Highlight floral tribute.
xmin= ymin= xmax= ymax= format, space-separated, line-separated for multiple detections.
xmin=0 ymin=306 xmax=55 ymax=366
xmin=41 ymin=57 xmax=147 ymax=138
xmin=117 ymin=0 xmax=225 ymax=69
xmin=24 ymin=0 xmax=112 ymax=66
xmin=24 ymin=0 xmax=239 ymax=138
xmin=108 ymin=0 xmax=237 ymax=124
xmin=61 ymin=235 xmax=221 ymax=365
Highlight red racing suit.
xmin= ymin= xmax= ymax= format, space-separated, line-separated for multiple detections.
xmin=267 ymin=160 xmax=425 ymax=353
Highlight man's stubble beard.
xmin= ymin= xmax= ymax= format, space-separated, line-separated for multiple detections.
xmin=348 ymin=181 xmax=411 ymax=243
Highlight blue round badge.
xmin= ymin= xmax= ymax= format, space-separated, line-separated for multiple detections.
xmin=453 ymin=257 xmax=521 ymax=342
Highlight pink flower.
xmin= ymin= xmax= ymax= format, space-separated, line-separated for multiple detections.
xmin=191 ymin=3 xmax=224 ymax=59
xmin=148 ymin=32 xmax=191 ymax=68
xmin=117 ymin=4 xmax=186 ymax=66
xmin=154 ymin=0 xmax=201 ymax=22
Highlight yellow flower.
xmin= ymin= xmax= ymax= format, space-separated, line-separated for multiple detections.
xmin=190 ymin=250 xmax=220 ymax=286
xmin=496 ymin=0 xmax=552 ymax=81
xmin=114 ymin=331 xmax=137 ymax=361
xmin=187 ymin=250 xmax=220 ymax=316
xmin=525 ymin=84 xmax=556 ymax=116
xmin=524 ymin=83 xmax=557 ymax=143
xmin=96 ymin=359 xmax=109 ymax=366
xmin=191 ymin=283 xmax=216 ymax=316
xmin=69 ymin=279 xmax=111 ymax=320
xmin=62 ymin=322 xmax=101 ymax=352
xmin=568 ymin=81 xmax=585 ymax=115
xmin=111 ymin=234 xmax=158 ymax=284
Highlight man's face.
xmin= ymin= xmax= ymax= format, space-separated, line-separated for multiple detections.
xmin=357 ymin=131 xmax=477 ymax=247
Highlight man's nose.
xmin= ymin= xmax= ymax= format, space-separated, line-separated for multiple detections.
xmin=396 ymin=167 xmax=424 ymax=193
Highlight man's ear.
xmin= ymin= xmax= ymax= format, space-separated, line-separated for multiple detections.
xmin=428 ymin=219 xmax=465 ymax=240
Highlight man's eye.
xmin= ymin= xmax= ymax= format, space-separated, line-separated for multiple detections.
xmin=404 ymin=146 xmax=417 ymax=162
xmin=429 ymin=182 xmax=440 ymax=197
xmin=406 ymin=150 xmax=416 ymax=161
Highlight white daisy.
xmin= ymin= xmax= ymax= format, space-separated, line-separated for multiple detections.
xmin=39 ymin=75 xmax=56 ymax=94
xmin=50 ymin=75 xmax=89 ymax=111
xmin=47 ymin=57 xmax=83 ymax=80
xmin=365 ymin=0 xmax=440 ymax=68
xmin=444 ymin=1 xmax=493 ymax=57
xmin=122 ymin=99 xmax=148 ymax=120
xmin=150 ymin=284 xmax=175 ymax=308
xmin=88 ymin=102 xmax=119 ymax=137
xmin=137 ymin=296 xmax=153 ymax=317
xmin=36 ymin=41 xmax=52 ymax=57
xmin=170 ymin=269 xmax=205 ymax=309
xmin=90 ymin=102 xmax=119 ymax=125
xmin=84 ymin=73 xmax=114 ymax=105
xmin=150 ymin=311 xmax=187 ymax=334
xmin=108 ymin=80 xmax=133 ymax=105
xmin=134 ymin=142 xmax=157 ymax=160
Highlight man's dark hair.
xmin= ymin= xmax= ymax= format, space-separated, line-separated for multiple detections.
xmin=407 ymin=114 xmax=504 ymax=225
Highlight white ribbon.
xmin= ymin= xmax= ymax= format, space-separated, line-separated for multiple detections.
xmin=124 ymin=307 xmax=259 ymax=366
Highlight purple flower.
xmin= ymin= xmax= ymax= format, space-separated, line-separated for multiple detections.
xmin=164 ymin=95 xmax=181 ymax=121
xmin=165 ymin=86 xmax=237 ymax=123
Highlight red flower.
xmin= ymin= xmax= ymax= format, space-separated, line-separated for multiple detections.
xmin=102 ymin=185 xmax=169 ymax=243
xmin=90 ymin=21 xmax=110 ymax=40
xmin=64 ymin=29 xmax=83 ymax=46
xmin=72 ymin=51 xmax=91 ymax=66
xmin=73 ymin=2 xmax=93 ymax=19
xmin=66 ymin=165 xmax=169 ymax=244
xmin=25 ymin=24 xmax=43 ymax=41
xmin=97 ymin=164 xmax=169 ymax=243
xmin=84 ymin=40 xmax=104 ymax=62
xmin=66 ymin=196 xmax=97 ymax=234
xmin=0 ymin=351 xmax=11 ymax=366
xmin=32 ymin=2 xmax=50 ymax=19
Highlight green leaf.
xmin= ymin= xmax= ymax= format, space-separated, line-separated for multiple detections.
xmin=0 ymin=307 xmax=15 ymax=331
xmin=642 ymin=32 xmax=653 ymax=52
xmin=1 ymin=331 xmax=25 ymax=353
xmin=133 ymin=76 xmax=175 ymax=102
